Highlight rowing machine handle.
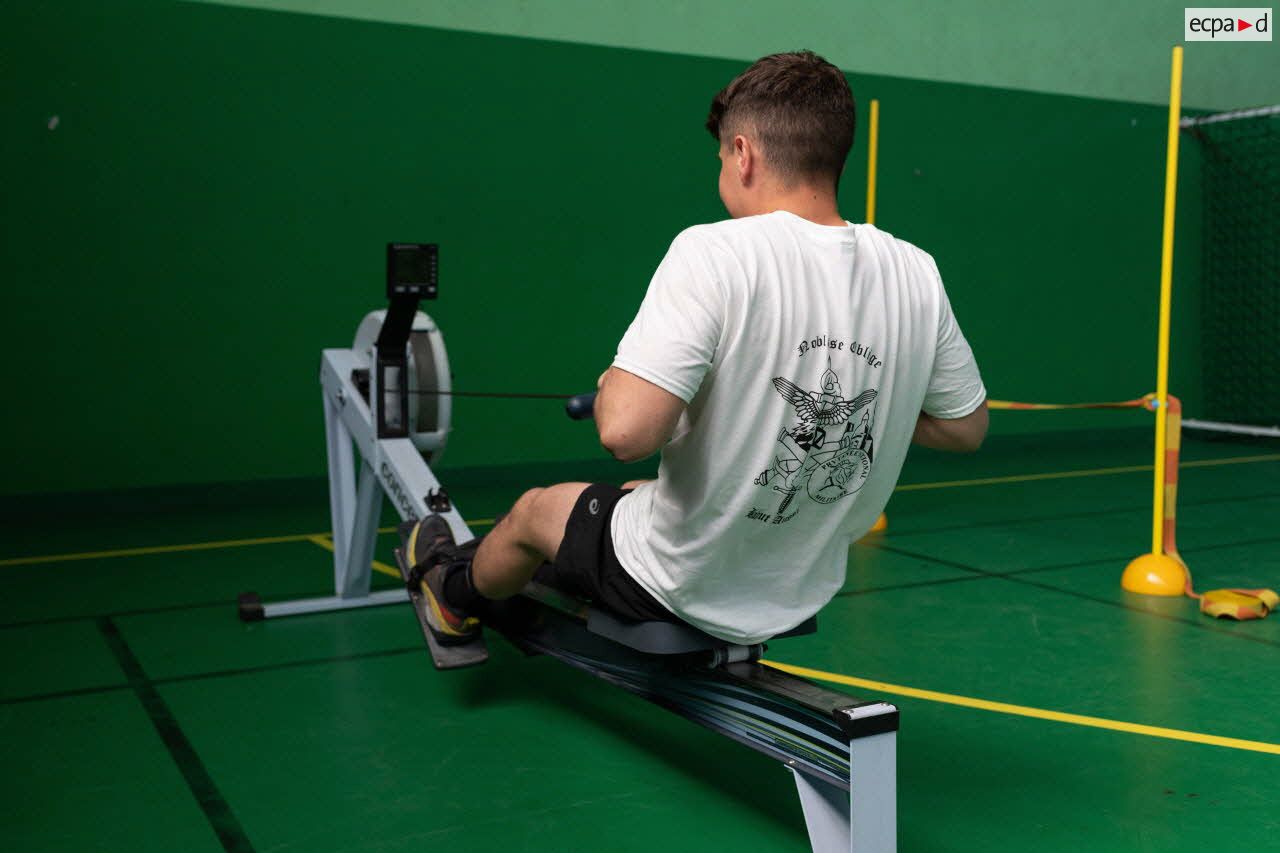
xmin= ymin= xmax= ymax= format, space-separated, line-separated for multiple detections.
xmin=565 ymin=392 xmax=597 ymax=420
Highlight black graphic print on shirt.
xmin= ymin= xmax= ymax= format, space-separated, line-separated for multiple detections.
xmin=750 ymin=365 xmax=878 ymax=525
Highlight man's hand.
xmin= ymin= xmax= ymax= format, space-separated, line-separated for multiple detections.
xmin=595 ymin=367 xmax=686 ymax=462
xmin=912 ymin=402 xmax=988 ymax=452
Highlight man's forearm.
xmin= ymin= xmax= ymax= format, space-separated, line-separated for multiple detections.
xmin=912 ymin=404 xmax=988 ymax=452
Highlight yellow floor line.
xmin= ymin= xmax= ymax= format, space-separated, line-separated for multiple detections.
xmin=305 ymin=534 xmax=400 ymax=580
xmin=0 ymin=532 xmax=319 ymax=568
xmin=377 ymin=520 xmax=497 ymax=532
xmin=763 ymin=660 xmax=1280 ymax=756
xmin=895 ymin=464 xmax=1148 ymax=492
xmin=2 ymin=454 xmax=1273 ymax=568
xmin=893 ymin=452 xmax=1280 ymax=493
xmin=0 ymin=518 xmax=498 ymax=568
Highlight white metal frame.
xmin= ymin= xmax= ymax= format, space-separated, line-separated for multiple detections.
xmin=255 ymin=343 xmax=472 ymax=620
xmin=255 ymin=324 xmax=898 ymax=851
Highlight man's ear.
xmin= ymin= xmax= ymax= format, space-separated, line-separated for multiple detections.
xmin=733 ymin=134 xmax=753 ymax=185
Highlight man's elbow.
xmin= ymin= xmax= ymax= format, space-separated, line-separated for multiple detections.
xmin=958 ymin=405 xmax=990 ymax=452
xmin=599 ymin=427 xmax=653 ymax=463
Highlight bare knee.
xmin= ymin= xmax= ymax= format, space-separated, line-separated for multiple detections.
xmin=509 ymin=483 xmax=589 ymax=561
xmin=501 ymin=487 xmax=545 ymax=538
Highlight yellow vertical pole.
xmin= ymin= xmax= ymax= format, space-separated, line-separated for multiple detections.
xmin=1151 ymin=46 xmax=1183 ymax=554
xmin=865 ymin=99 xmax=879 ymax=224
xmin=864 ymin=98 xmax=890 ymax=537
xmin=1122 ymin=46 xmax=1188 ymax=596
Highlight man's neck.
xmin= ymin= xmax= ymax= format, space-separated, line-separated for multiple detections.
xmin=746 ymin=188 xmax=846 ymax=227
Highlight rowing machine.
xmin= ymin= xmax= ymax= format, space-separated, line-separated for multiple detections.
xmin=238 ymin=244 xmax=899 ymax=851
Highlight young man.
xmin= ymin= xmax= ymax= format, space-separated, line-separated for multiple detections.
xmin=409 ymin=50 xmax=987 ymax=646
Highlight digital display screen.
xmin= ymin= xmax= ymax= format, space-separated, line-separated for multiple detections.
xmin=386 ymin=243 xmax=438 ymax=298
xmin=393 ymin=247 xmax=431 ymax=285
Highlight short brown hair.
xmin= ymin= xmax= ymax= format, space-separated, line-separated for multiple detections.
xmin=706 ymin=51 xmax=855 ymax=188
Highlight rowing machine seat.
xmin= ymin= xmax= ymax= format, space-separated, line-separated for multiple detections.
xmin=586 ymin=606 xmax=817 ymax=655
xmin=518 ymin=578 xmax=817 ymax=655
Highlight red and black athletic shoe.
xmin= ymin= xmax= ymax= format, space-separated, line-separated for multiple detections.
xmin=405 ymin=515 xmax=481 ymax=644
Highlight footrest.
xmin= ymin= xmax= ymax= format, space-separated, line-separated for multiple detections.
xmin=393 ymin=546 xmax=489 ymax=670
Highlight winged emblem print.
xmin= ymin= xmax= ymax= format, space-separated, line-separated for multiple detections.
xmin=754 ymin=366 xmax=877 ymax=521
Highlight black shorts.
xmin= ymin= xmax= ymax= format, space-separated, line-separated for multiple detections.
xmin=534 ymin=483 xmax=679 ymax=624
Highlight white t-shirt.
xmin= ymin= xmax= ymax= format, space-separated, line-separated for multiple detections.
xmin=610 ymin=210 xmax=985 ymax=644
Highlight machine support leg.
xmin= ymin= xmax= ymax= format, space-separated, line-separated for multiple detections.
xmin=790 ymin=729 xmax=896 ymax=853
xmin=849 ymin=732 xmax=897 ymax=852
xmin=324 ymin=393 xmax=358 ymax=594
xmin=340 ymin=459 xmax=382 ymax=599
xmin=791 ymin=767 xmax=852 ymax=853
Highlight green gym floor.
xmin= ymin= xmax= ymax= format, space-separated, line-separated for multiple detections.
xmin=3 ymin=428 xmax=1279 ymax=852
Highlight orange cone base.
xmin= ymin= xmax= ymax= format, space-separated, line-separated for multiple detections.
xmin=1121 ymin=553 xmax=1186 ymax=596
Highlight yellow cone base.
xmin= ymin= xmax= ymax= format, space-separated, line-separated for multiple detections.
xmin=1121 ymin=553 xmax=1186 ymax=596
xmin=856 ymin=512 xmax=888 ymax=544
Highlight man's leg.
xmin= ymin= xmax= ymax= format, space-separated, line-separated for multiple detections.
xmin=469 ymin=482 xmax=589 ymax=598
xmin=405 ymin=482 xmax=587 ymax=642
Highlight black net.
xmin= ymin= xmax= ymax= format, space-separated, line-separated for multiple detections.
xmin=1194 ymin=110 xmax=1280 ymax=427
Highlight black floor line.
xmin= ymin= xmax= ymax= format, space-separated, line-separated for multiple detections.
xmin=0 ymin=680 xmax=134 ymax=706
xmin=0 ymin=597 xmax=251 ymax=632
xmin=1181 ymin=533 xmax=1280 ymax=555
xmin=97 ymin=617 xmax=256 ymax=853
xmin=0 ymin=584 xmax=401 ymax=631
xmin=842 ymin=530 xmax=1280 ymax=600
xmin=150 ymin=644 xmax=425 ymax=688
xmin=880 ymin=490 xmax=1280 ymax=539
xmin=836 ymin=550 xmax=1155 ymax=599
xmin=861 ymin=543 xmax=1280 ymax=649
xmin=1 ymin=641 xmax=426 ymax=708
xmin=835 ymin=551 xmax=1111 ymax=597
xmin=836 ymin=571 xmax=993 ymax=598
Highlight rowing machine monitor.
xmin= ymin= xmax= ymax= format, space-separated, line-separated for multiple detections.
xmin=376 ymin=243 xmax=439 ymax=438
xmin=386 ymin=243 xmax=438 ymax=299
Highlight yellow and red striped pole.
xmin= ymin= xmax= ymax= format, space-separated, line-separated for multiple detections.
xmin=1121 ymin=45 xmax=1189 ymax=597
xmin=1151 ymin=45 xmax=1183 ymax=557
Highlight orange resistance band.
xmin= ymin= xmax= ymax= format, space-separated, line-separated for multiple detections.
xmin=987 ymin=394 xmax=1276 ymax=620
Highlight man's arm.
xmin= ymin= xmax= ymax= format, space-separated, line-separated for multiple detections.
xmin=912 ymin=401 xmax=988 ymax=452
xmin=594 ymin=367 xmax=686 ymax=463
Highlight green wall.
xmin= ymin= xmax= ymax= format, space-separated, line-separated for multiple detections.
xmin=185 ymin=0 xmax=1280 ymax=111
xmin=2 ymin=1 xmax=1206 ymax=495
